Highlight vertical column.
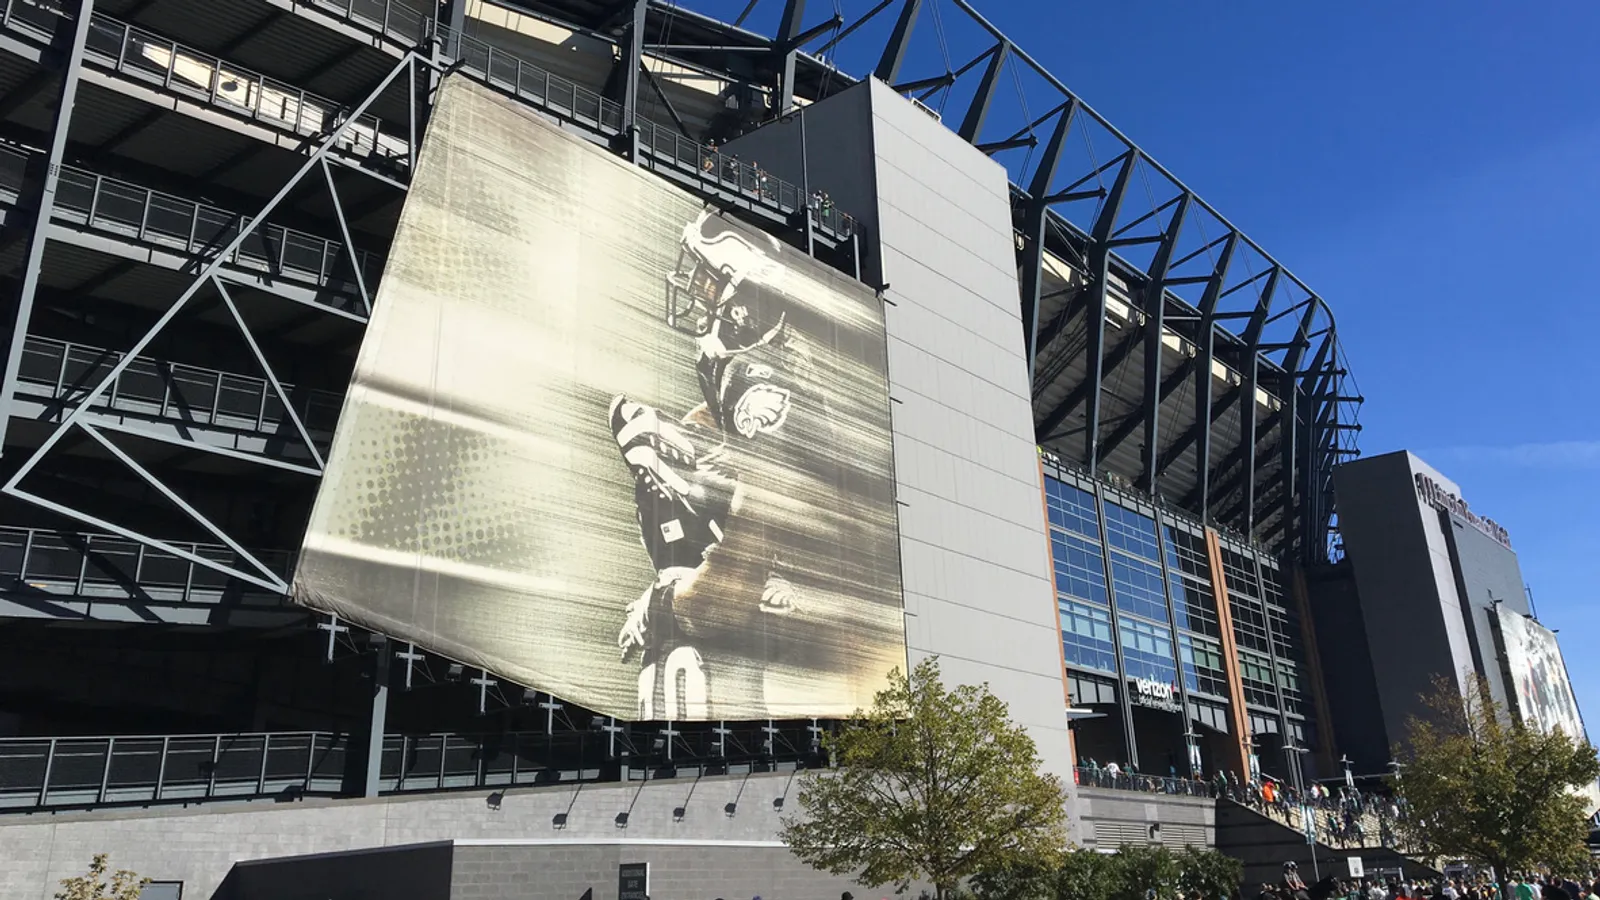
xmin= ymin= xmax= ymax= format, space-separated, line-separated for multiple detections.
xmin=1253 ymin=556 xmax=1294 ymax=744
xmin=1151 ymin=513 xmax=1195 ymax=771
xmin=1204 ymin=527 xmax=1251 ymax=780
xmin=1037 ymin=461 xmax=1075 ymax=766
xmin=1091 ymin=484 xmax=1138 ymax=769
xmin=344 ymin=637 xmax=392 ymax=798
xmin=1289 ymin=564 xmax=1338 ymax=773
xmin=0 ymin=0 xmax=97 ymax=452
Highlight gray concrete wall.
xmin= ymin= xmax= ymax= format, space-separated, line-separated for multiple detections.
xmin=726 ymin=80 xmax=1075 ymax=802
xmin=861 ymin=78 xmax=1074 ymax=793
xmin=1074 ymin=787 xmax=1214 ymax=850
xmin=448 ymin=841 xmax=869 ymax=900
xmin=721 ymin=84 xmax=881 ymax=284
xmin=212 ymin=843 xmax=455 ymax=900
xmin=1333 ymin=451 xmax=1462 ymax=754
xmin=1444 ymin=516 xmax=1529 ymax=713
xmin=0 ymin=773 xmax=1226 ymax=899
xmin=0 ymin=772 xmax=800 ymax=900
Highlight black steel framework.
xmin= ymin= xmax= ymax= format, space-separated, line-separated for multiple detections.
xmin=510 ymin=0 xmax=1365 ymax=563
xmin=0 ymin=0 xmax=1362 ymax=814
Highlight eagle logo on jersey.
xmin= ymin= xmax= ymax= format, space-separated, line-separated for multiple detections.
xmin=608 ymin=206 xmax=812 ymax=720
xmin=731 ymin=383 xmax=791 ymax=439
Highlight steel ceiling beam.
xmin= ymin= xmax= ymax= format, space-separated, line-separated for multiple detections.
xmin=1076 ymin=152 xmax=1135 ymax=471
xmin=1018 ymin=103 xmax=1076 ymax=393
xmin=958 ymin=42 xmax=1008 ymax=143
xmin=874 ymin=0 xmax=922 ymax=84
xmin=1135 ymin=192 xmax=1191 ymax=490
xmin=1241 ymin=267 xmax=1281 ymax=539
xmin=1146 ymin=232 xmax=1236 ymax=502
xmin=774 ymin=0 xmax=806 ymax=113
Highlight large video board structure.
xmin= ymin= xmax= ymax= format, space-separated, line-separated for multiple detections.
xmin=294 ymin=77 xmax=906 ymax=722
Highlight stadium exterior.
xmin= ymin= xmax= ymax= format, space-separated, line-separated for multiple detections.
xmin=0 ymin=0 xmax=1438 ymax=895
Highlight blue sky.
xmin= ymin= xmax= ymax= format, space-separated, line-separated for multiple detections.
xmin=682 ymin=0 xmax=1600 ymax=732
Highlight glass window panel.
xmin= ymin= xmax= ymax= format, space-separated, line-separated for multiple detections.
xmin=1044 ymin=477 xmax=1099 ymax=541
xmin=1060 ymin=599 xmax=1117 ymax=675
xmin=1051 ymin=530 xmax=1108 ymax=606
xmin=1109 ymin=553 xmax=1168 ymax=623
xmin=1178 ymin=634 xmax=1230 ymax=697
xmin=1104 ymin=502 xmax=1160 ymax=561
xmin=1117 ymin=615 xmax=1177 ymax=686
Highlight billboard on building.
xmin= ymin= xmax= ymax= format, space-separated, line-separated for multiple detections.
xmin=292 ymin=76 xmax=906 ymax=722
xmin=1495 ymin=607 xmax=1587 ymax=741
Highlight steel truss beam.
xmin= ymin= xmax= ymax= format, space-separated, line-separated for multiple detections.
xmin=957 ymin=42 xmax=1007 ymax=142
xmin=1018 ymin=103 xmax=1075 ymax=390
xmin=0 ymin=0 xmax=95 ymax=453
xmin=1 ymin=51 xmax=430 ymax=592
xmin=1035 ymin=152 xmax=1135 ymax=465
xmin=1147 ymin=232 xmax=1234 ymax=507
xmin=1241 ymin=268 xmax=1282 ymax=539
xmin=1132 ymin=193 xmax=1190 ymax=489
xmin=874 ymin=0 xmax=921 ymax=84
xmin=1273 ymin=299 xmax=1323 ymax=553
xmin=841 ymin=0 xmax=1362 ymax=561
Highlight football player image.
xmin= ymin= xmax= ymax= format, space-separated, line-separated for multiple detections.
xmin=608 ymin=208 xmax=814 ymax=721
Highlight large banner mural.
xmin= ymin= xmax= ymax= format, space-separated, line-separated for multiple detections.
xmin=293 ymin=76 xmax=906 ymax=722
xmin=1494 ymin=606 xmax=1600 ymax=812
xmin=1496 ymin=607 xmax=1587 ymax=742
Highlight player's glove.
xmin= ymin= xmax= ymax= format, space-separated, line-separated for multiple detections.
xmin=759 ymin=573 xmax=799 ymax=615
xmin=617 ymin=586 xmax=652 ymax=660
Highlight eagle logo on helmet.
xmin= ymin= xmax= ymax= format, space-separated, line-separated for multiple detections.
xmin=665 ymin=208 xmax=786 ymax=340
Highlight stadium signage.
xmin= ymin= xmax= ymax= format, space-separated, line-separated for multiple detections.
xmin=1129 ymin=677 xmax=1182 ymax=713
xmin=1413 ymin=473 xmax=1512 ymax=550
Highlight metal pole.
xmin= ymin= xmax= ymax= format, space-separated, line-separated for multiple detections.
xmin=362 ymin=640 xmax=391 ymax=798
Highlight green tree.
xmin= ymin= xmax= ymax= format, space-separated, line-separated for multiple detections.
xmin=1394 ymin=673 xmax=1600 ymax=877
xmin=970 ymin=846 xmax=1240 ymax=900
xmin=1175 ymin=846 xmax=1244 ymax=900
xmin=54 ymin=854 xmax=149 ymax=900
xmin=780 ymin=657 xmax=1070 ymax=898
xmin=1110 ymin=844 xmax=1183 ymax=900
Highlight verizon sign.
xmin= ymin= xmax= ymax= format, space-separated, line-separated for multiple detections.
xmin=1130 ymin=677 xmax=1182 ymax=714
xmin=1414 ymin=473 xmax=1512 ymax=550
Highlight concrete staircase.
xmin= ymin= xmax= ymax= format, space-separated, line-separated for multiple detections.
xmin=1215 ymin=800 xmax=1438 ymax=887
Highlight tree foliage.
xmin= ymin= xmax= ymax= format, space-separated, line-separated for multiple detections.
xmin=968 ymin=845 xmax=1242 ymax=900
xmin=54 ymin=854 xmax=149 ymax=900
xmin=1394 ymin=673 xmax=1599 ymax=876
xmin=780 ymin=657 xmax=1070 ymax=897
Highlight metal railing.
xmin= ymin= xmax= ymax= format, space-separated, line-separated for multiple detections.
xmin=0 ymin=732 xmax=345 ymax=810
xmin=0 ymin=0 xmax=405 ymax=163
xmin=1074 ymin=766 xmax=1218 ymax=798
xmin=15 ymin=335 xmax=344 ymax=443
xmin=0 ymin=0 xmax=858 ymax=245
xmin=0 ymin=145 xmax=380 ymax=308
xmin=445 ymin=22 xmax=855 ymax=241
xmin=286 ymin=0 xmax=859 ymax=241
xmin=80 ymin=12 xmax=408 ymax=162
xmin=0 ymin=724 xmax=825 ymax=812
xmin=0 ymin=525 xmax=295 ymax=611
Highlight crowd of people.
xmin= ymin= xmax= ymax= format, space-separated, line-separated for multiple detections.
xmin=1258 ymin=864 xmax=1600 ymax=900
xmin=1075 ymin=759 xmax=1413 ymax=849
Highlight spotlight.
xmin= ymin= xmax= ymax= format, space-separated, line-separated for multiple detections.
xmin=723 ymin=802 xmax=737 ymax=817
xmin=486 ymin=791 xmax=504 ymax=811
xmin=772 ymin=797 xmax=784 ymax=811
xmin=521 ymin=688 xmax=539 ymax=705
xmin=672 ymin=806 xmax=686 ymax=822
xmin=551 ymin=812 xmax=568 ymax=829
xmin=614 ymin=812 xmax=630 ymax=828
xmin=446 ymin=663 xmax=464 ymax=681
